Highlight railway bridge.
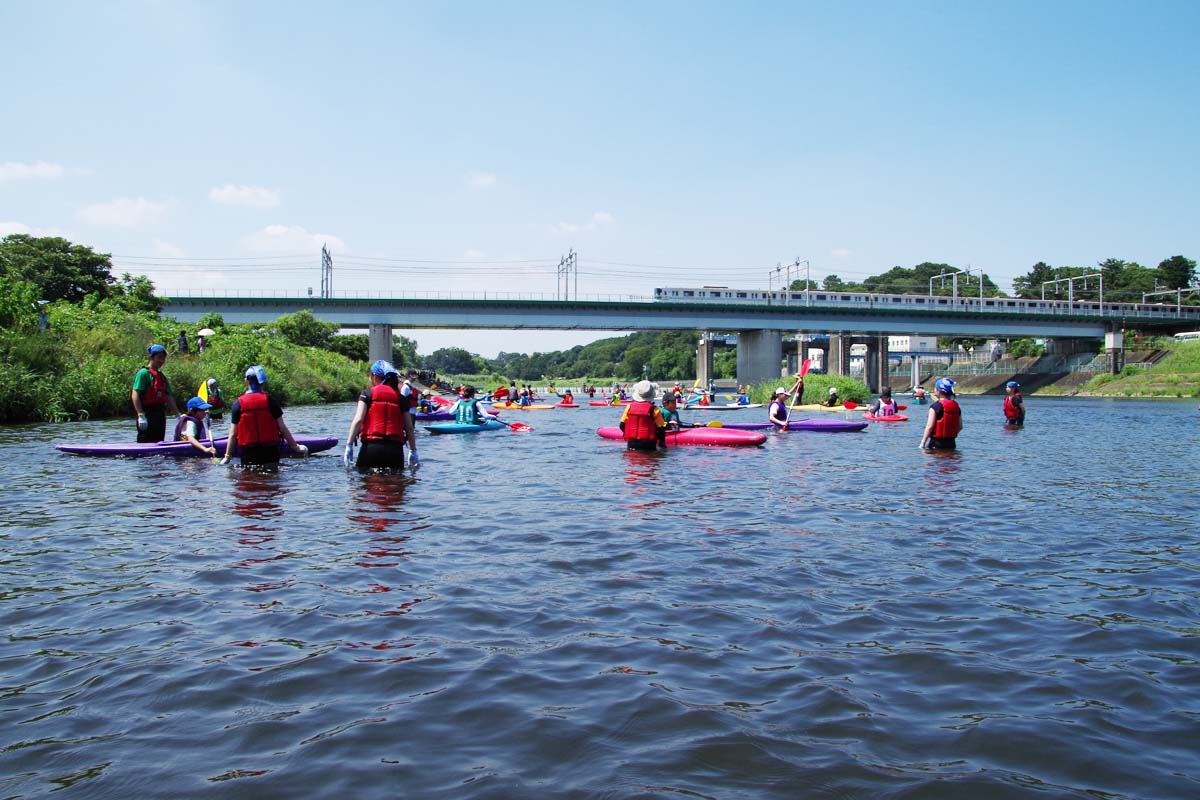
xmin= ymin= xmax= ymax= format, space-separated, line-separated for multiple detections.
xmin=161 ymin=292 xmax=1198 ymax=390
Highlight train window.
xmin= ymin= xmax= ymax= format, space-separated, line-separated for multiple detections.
xmin=984 ymin=300 xmax=995 ymax=307
xmin=892 ymin=297 xmax=902 ymax=303
xmin=683 ymin=291 xmax=694 ymax=297
xmin=1006 ymin=301 xmax=1016 ymax=307
xmin=936 ymin=299 xmax=948 ymax=305
xmin=914 ymin=298 xmax=925 ymax=304
xmin=840 ymin=295 xmax=851 ymax=301
xmin=736 ymin=292 xmax=748 ymax=298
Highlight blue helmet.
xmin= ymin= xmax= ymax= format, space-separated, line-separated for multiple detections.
xmin=147 ymin=344 xmax=166 ymax=356
xmin=1006 ymin=381 xmax=1020 ymax=389
xmin=244 ymin=365 xmax=268 ymax=385
xmin=934 ymin=377 xmax=956 ymax=394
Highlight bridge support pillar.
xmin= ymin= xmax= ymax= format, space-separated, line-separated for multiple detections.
xmin=696 ymin=335 xmax=715 ymax=387
xmin=735 ymin=330 xmax=783 ymax=386
xmin=1105 ymin=330 xmax=1124 ymax=374
xmin=829 ymin=335 xmax=849 ymax=377
xmin=869 ymin=334 xmax=890 ymax=393
xmin=369 ymin=323 xmax=393 ymax=366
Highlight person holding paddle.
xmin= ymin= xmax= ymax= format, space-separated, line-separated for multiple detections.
xmin=661 ymin=393 xmax=690 ymax=430
xmin=768 ymin=387 xmax=792 ymax=429
xmin=868 ymin=387 xmax=899 ymax=417
xmin=344 ymin=360 xmax=418 ymax=470
xmin=174 ymin=396 xmax=216 ymax=455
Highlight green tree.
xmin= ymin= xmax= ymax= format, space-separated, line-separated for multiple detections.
xmin=0 ymin=234 xmax=115 ymax=302
xmin=328 ymin=333 xmax=369 ymax=362
xmin=424 ymin=347 xmax=483 ymax=374
xmin=822 ymin=274 xmax=856 ymax=291
xmin=0 ymin=275 xmax=41 ymax=330
xmin=274 ymin=309 xmax=338 ymax=348
xmin=392 ymin=335 xmax=419 ymax=368
xmin=1156 ymin=255 xmax=1197 ymax=290
xmin=111 ymin=273 xmax=160 ymax=313
xmin=197 ymin=312 xmax=226 ymax=331
xmin=1012 ymin=261 xmax=1058 ymax=299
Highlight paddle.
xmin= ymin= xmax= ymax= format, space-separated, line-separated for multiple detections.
xmin=897 ymin=405 xmax=907 ymax=411
xmin=495 ymin=418 xmax=533 ymax=432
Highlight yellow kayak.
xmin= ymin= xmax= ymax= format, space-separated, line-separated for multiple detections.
xmin=790 ymin=403 xmax=854 ymax=413
xmin=491 ymin=402 xmax=556 ymax=410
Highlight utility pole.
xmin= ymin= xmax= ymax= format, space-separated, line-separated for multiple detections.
xmin=557 ymin=249 xmax=577 ymax=300
xmin=320 ymin=244 xmax=333 ymax=298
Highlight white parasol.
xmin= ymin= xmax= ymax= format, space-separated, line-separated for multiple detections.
xmin=196 ymin=328 xmax=216 ymax=337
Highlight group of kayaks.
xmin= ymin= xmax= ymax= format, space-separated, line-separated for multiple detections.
xmin=55 ymin=394 xmax=905 ymax=455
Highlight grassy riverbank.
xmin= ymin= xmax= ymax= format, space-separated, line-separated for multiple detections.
xmin=0 ymin=300 xmax=364 ymax=424
xmin=1079 ymin=341 xmax=1200 ymax=398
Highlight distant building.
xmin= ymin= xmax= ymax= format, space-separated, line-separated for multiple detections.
xmin=889 ymin=335 xmax=938 ymax=352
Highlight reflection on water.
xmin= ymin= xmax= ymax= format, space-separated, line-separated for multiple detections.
xmin=0 ymin=398 xmax=1197 ymax=799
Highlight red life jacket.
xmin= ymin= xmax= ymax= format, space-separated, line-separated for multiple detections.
xmin=236 ymin=391 xmax=280 ymax=447
xmin=933 ymin=398 xmax=962 ymax=439
xmin=623 ymin=401 xmax=658 ymax=442
xmin=144 ymin=368 xmax=169 ymax=407
xmin=1003 ymin=393 xmax=1022 ymax=420
xmin=363 ymin=384 xmax=406 ymax=443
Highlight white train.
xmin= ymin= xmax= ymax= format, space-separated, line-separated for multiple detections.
xmin=653 ymin=286 xmax=1200 ymax=322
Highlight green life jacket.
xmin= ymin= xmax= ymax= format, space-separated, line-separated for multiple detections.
xmin=456 ymin=399 xmax=483 ymax=425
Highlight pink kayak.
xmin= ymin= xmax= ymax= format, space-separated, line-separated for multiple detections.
xmin=596 ymin=426 xmax=765 ymax=447
xmin=863 ymin=413 xmax=909 ymax=422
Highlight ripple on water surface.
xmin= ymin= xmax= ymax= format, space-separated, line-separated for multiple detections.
xmin=0 ymin=400 xmax=1197 ymax=798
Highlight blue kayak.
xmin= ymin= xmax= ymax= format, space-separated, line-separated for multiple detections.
xmin=427 ymin=419 xmax=507 ymax=435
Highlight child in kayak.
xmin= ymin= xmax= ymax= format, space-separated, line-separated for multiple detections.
xmin=174 ymin=396 xmax=217 ymax=455
xmin=868 ymin=387 xmax=898 ymax=417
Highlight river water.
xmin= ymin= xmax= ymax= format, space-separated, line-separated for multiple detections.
xmin=2 ymin=397 xmax=1197 ymax=799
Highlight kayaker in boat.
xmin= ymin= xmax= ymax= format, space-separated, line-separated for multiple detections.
xmin=660 ymin=393 xmax=692 ymax=430
xmin=220 ymin=365 xmax=308 ymax=466
xmin=868 ymin=387 xmax=898 ymax=417
xmin=416 ymin=392 xmax=436 ymax=414
xmin=913 ymin=386 xmax=927 ymax=403
xmin=920 ymin=378 xmax=963 ymax=451
xmin=201 ymin=378 xmax=225 ymax=421
xmin=516 ymin=389 xmax=533 ymax=407
xmin=447 ymin=384 xmax=489 ymax=425
xmin=768 ymin=387 xmax=792 ymax=429
xmin=173 ymin=396 xmax=217 ymax=455
xmin=823 ymin=386 xmax=840 ymax=407
xmin=131 ymin=344 xmax=180 ymax=443
xmin=619 ymin=380 xmax=668 ymax=450
xmin=1003 ymin=381 xmax=1025 ymax=426
xmin=345 ymin=360 xmax=418 ymax=470
xmin=555 ymin=389 xmax=575 ymax=405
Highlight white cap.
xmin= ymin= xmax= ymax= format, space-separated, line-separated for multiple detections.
xmin=774 ymin=387 xmax=788 ymax=395
xmin=829 ymin=386 xmax=838 ymax=394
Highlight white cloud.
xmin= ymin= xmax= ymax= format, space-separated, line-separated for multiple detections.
xmin=241 ymin=224 xmax=346 ymax=255
xmin=467 ymin=172 xmax=497 ymax=189
xmin=0 ymin=221 xmax=32 ymax=237
xmin=79 ymin=197 xmax=169 ymax=229
xmin=208 ymin=184 xmax=281 ymax=208
xmin=553 ymin=211 xmax=615 ymax=235
xmin=0 ymin=161 xmax=65 ymax=182
xmin=831 ymin=247 xmax=852 ymax=259
xmin=153 ymin=239 xmax=186 ymax=258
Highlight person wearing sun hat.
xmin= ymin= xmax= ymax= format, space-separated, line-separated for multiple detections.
xmin=344 ymin=360 xmax=418 ymax=470
xmin=768 ymin=386 xmax=792 ymax=429
xmin=1003 ymin=380 xmax=1025 ymax=426
xmin=131 ymin=343 xmax=180 ymax=443
xmin=619 ymin=380 xmax=668 ymax=450
xmin=173 ymin=397 xmax=216 ymax=455
xmin=220 ymin=365 xmax=307 ymax=465
xmin=920 ymin=377 xmax=962 ymax=450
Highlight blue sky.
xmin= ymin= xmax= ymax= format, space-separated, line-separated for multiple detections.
xmin=3 ymin=1 xmax=1198 ymax=356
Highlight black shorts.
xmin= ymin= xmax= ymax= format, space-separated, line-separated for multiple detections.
xmin=626 ymin=438 xmax=660 ymax=451
xmin=927 ymin=437 xmax=957 ymax=450
xmin=239 ymin=444 xmax=281 ymax=465
xmin=357 ymin=440 xmax=406 ymax=470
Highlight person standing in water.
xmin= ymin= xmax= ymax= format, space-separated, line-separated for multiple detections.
xmin=920 ymin=378 xmax=962 ymax=450
xmin=1003 ymin=381 xmax=1025 ymax=426
xmin=131 ymin=344 xmax=180 ymax=443
xmin=220 ymin=365 xmax=307 ymax=466
xmin=345 ymin=360 xmax=418 ymax=470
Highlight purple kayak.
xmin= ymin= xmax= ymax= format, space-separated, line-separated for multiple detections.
xmin=55 ymin=435 xmax=339 ymax=458
xmin=721 ymin=418 xmax=868 ymax=433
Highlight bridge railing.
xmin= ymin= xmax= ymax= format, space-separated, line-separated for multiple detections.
xmin=162 ymin=289 xmax=656 ymax=303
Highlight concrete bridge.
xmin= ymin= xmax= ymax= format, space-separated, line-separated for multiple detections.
xmin=161 ymin=293 xmax=1192 ymax=389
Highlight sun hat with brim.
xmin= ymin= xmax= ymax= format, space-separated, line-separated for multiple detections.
xmin=774 ymin=387 xmax=788 ymax=395
xmin=186 ymin=397 xmax=212 ymax=411
xmin=244 ymin=365 xmax=268 ymax=384
xmin=631 ymin=380 xmax=657 ymax=402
